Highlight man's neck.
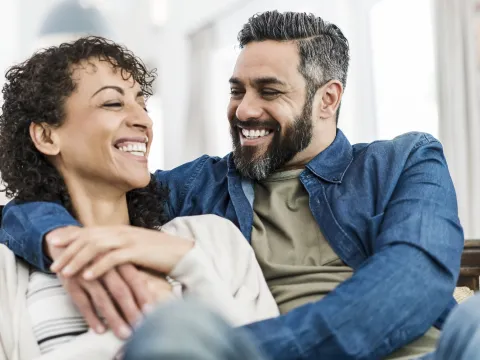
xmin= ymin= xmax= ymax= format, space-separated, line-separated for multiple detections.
xmin=283 ymin=126 xmax=336 ymax=169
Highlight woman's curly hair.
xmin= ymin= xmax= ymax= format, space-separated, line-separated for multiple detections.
xmin=0 ymin=36 xmax=169 ymax=229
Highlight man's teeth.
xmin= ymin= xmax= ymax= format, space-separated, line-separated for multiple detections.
xmin=241 ymin=129 xmax=271 ymax=139
xmin=117 ymin=143 xmax=147 ymax=156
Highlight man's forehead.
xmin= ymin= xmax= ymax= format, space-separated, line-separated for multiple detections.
xmin=231 ymin=40 xmax=301 ymax=85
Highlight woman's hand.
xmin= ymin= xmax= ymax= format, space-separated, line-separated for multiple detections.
xmin=49 ymin=225 xmax=194 ymax=280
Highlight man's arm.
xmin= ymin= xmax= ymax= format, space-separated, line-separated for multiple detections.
xmin=1 ymin=201 xmax=79 ymax=270
xmin=0 ymin=155 xmax=214 ymax=269
xmin=241 ymin=138 xmax=464 ymax=360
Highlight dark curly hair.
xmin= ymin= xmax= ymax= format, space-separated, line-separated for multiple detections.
xmin=0 ymin=36 xmax=169 ymax=229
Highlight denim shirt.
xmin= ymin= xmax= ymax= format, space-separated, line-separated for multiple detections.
xmin=0 ymin=130 xmax=464 ymax=359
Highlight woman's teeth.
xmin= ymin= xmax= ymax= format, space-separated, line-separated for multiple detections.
xmin=117 ymin=143 xmax=146 ymax=157
xmin=241 ymin=128 xmax=271 ymax=139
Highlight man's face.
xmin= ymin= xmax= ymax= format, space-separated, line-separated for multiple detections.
xmin=227 ymin=40 xmax=314 ymax=180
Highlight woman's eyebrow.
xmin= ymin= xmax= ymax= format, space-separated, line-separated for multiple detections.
xmin=91 ymin=85 xmax=124 ymax=98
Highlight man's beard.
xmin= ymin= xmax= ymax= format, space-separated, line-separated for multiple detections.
xmin=230 ymin=101 xmax=313 ymax=180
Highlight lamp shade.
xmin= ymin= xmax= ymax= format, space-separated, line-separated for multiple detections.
xmin=39 ymin=0 xmax=109 ymax=36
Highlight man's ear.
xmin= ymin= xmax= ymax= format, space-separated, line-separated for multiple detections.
xmin=317 ymin=80 xmax=343 ymax=120
xmin=29 ymin=122 xmax=60 ymax=156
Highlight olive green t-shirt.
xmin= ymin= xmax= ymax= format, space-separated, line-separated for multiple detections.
xmin=251 ymin=169 xmax=353 ymax=314
xmin=251 ymin=169 xmax=439 ymax=359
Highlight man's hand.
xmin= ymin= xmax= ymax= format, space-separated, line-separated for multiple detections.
xmin=46 ymin=227 xmax=156 ymax=339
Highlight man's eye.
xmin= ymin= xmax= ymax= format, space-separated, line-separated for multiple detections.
xmin=262 ymin=90 xmax=280 ymax=97
xmin=230 ymin=89 xmax=243 ymax=96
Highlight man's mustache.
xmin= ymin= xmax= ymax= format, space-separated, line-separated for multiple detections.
xmin=230 ymin=117 xmax=280 ymax=131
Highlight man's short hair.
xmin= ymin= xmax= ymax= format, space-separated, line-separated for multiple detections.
xmin=237 ymin=11 xmax=350 ymax=123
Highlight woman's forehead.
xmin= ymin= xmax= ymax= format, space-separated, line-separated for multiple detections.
xmin=71 ymin=59 xmax=138 ymax=93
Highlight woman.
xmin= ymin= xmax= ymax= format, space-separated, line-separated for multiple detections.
xmin=0 ymin=36 xmax=278 ymax=360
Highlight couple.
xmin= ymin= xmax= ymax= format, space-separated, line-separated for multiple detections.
xmin=0 ymin=10 xmax=466 ymax=360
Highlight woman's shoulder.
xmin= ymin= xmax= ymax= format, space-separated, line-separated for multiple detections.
xmin=162 ymin=215 xmax=239 ymax=235
xmin=161 ymin=215 xmax=250 ymax=252
xmin=0 ymin=244 xmax=29 ymax=274
xmin=0 ymin=243 xmax=15 ymax=262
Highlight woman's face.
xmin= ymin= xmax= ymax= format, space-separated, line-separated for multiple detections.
xmin=45 ymin=58 xmax=154 ymax=192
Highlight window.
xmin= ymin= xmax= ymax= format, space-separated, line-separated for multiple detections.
xmin=370 ymin=0 xmax=438 ymax=139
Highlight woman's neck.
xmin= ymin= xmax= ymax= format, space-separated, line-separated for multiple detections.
xmin=64 ymin=176 xmax=130 ymax=227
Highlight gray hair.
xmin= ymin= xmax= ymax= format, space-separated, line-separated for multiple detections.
xmin=237 ymin=11 xmax=350 ymax=123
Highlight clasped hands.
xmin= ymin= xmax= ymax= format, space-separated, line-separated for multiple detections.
xmin=45 ymin=225 xmax=193 ymax=339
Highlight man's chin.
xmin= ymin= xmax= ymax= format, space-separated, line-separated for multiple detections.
xmin=235 ymin=147 xmax=266 ymax=164
xmin=233 ymin=153 xmax=272 ymax=180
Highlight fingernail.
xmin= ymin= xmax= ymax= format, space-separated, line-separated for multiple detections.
xmin=50 ymin=262 xmax=58 ymax=272
xmin=133 ymin=316 xmax=144 ymax=330
xmin=83 ymin=270 xmax=93 ymax=280
xmin=142 ymin=303 xmax=155 ymax=314
xmin=48 ymin=236 xmax=59 ymax=244
xmin=96 ymin=324 xmax=106 ymax=334
xmin=62 ymin=266 xmax=72 ymax=276
xmin=119 ymin=326 xmax=132 ymax=339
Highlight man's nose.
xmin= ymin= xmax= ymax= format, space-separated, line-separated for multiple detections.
xmin=235 ymin=93 xmax=264 ymax=121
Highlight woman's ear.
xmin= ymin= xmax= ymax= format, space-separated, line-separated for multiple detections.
xmin=317 ymin=80 xmax=343 ymax=120
xmin=29 ymin=122 xmax=60 ymax=156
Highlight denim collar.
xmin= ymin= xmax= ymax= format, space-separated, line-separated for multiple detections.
xmin=305 ymin=129 xmax=353 ymax=184
xmin=227 ymin=129 xmax=353 ymax=184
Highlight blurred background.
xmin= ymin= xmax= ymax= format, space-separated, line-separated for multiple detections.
xmin=0 ymin=0 xmax=479 ymax=238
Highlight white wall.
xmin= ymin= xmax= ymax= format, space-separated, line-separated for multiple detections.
xmin=0 ymin=0 xmax=20 ymax=204
xmin=160 ymin=0 xmax=241 ymax=168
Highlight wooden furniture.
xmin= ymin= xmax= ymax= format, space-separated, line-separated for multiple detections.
xmin=458 ymin=240 xmax=480 ymax=291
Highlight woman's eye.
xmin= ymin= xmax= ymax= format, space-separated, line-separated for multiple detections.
xmin=103 ymin=102 xmax=122 ymax=108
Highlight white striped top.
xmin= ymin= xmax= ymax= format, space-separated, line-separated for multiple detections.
xmin=26 ymin=269 xmax=88 ymax=354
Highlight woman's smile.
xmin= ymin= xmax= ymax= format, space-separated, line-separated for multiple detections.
xmin=113 ymin=136 xmax=149 ymax=164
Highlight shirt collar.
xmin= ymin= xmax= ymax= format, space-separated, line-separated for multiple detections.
xmin=305 ymin=129 xmax=353 ymax=184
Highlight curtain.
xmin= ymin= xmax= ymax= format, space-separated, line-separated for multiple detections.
xmin=434 ymin=0 xmax=480 ymax=239
xmin=183 ymin=24 xmax=217 ymax=160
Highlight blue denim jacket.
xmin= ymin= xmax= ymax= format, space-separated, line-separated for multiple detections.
xmin=1 ymin=130 xmax=464 ymax=359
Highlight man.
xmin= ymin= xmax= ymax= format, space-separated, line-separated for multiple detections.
xmin=0 ymin=11 xmax=463 ymax=359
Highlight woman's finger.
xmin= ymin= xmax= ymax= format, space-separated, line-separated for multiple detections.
xmin=80 ymin=278 xmax=132 ymax=339
xmin=45 ymin=226 xmax=81 ymax=247
xmin=147 ymin=278 xmax=174 ymax=303
xmin=102 ymin=269 xmax=143 ymax=326
xmin=118 ymin=264 xmax=155 ymax=312
xmin=83 ymin=249 xmax=132 ymax=280
xmin=50 ymin=239 xmax=87 ymax=273
xmin=60 ymin=275 xmax=106 ymax=334
xmin=60 ymin=237 xmax=122 ymax=277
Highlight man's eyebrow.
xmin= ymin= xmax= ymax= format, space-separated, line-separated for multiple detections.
xmin=228 ymin=77 xmax=287 ymax=87
xmin=91 ymin=85 xmax=124 ymax=98
xmin=136 ymin=90 xmax=144 ymax=98
xmin=229 ymin=77 xmax=243 ymax=85
xmin=253 ymin=77 xmax=286 ymax=87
